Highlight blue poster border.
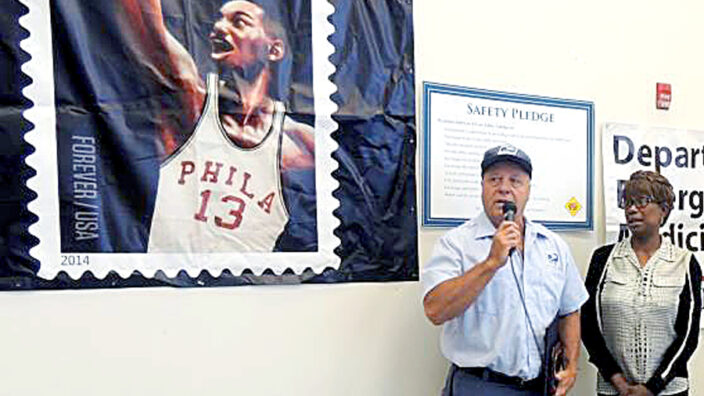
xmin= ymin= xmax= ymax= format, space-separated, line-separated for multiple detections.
xmin=421 ymin=81 xmax=594 ymax=231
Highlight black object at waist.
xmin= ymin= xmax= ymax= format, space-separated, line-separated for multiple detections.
xmin=458 ymin=366 xmax=543 ymax=390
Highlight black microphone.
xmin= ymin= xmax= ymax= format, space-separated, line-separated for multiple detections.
xmin=503 ymin=201 xmax=517 ymax=257
xmin=503 ymin=201 xmax=517 ymax=222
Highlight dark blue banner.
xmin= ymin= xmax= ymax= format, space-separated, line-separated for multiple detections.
xmin=0 ymin=0 xmax=417 ymax=288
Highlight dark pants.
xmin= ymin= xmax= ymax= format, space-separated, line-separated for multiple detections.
xmin=598 ymin=392 xmax=687 ymax=396
xmin=442 ymin=365 xmax=542 ymax=396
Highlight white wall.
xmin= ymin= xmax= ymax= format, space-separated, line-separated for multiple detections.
xmin=415 ymin=0 xmax=704 ymax=395
xmin=3 ymin=1 xmax=704 ymax=395
xmin=0 ymin=284 xmax=444 ymax=395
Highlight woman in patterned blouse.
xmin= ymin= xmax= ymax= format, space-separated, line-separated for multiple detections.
xmin=582 ymin=170 xmax=701 ymax=396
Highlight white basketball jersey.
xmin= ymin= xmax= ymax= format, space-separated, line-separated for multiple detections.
xmin=148 ymin=74 xmax=289 ymax=252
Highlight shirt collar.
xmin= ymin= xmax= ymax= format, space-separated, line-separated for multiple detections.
xmin=613 ymin=236 xmax=678 ymax=262
xmin=474 ymin=211 xmax=497 ymax=239
xmin=473 ymin=210 xmax=544 ymax=241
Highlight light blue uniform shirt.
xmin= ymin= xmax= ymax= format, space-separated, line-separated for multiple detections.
xmin=422 ymin=211 xmax=588 ymax=380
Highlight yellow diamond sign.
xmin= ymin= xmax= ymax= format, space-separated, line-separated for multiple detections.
xmin=565 ymin=197 xmax=582 ymax=217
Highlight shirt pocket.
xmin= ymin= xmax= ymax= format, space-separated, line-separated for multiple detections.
xmin=601 ymin=272 xmax=631 ymax=308
xmin=651 ymin=274 xmax=684 ymax=308
xmin=537 ymin=260 xmax=565 ymax=316
xmin=473 ymin=267 xmax=514 ymax=316
xmin=605 ymin=271 xmax=629 ymax=285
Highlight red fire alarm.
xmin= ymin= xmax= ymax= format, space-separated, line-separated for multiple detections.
xmin=656 ymin=83 xmax=671 ymax=110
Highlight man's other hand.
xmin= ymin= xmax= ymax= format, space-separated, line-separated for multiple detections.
xmin=553 ymin=366 xmax=577 ymax=396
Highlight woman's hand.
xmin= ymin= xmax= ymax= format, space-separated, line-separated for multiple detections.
xmin=625 ymin=384 xmax=654 ymax=396
xmin=609 ymin=373 xmax=630 ymax=396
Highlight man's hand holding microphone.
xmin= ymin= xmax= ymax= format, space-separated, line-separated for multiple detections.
xmin=487 ymin=201 xmax=521 ymax=270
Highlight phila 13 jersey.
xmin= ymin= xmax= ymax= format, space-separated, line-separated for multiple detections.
xmin=148 ymin=74 xmax=289 ymax=252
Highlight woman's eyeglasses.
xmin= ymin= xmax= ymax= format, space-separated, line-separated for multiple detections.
xmin=624 ymin=195 xmax=657 ymax=209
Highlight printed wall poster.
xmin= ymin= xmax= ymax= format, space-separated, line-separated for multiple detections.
xmin=0 ymin=0 xmax=418 ymax=288
xmin=422 ymin=82 xmax=594 ymax=230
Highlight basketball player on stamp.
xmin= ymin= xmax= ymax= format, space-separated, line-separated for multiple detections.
xmin=120 ymin=0 xmax=315 ymax=252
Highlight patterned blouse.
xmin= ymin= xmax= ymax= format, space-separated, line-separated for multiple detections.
xmin=582 ymin=238 xmax=701 ymax=395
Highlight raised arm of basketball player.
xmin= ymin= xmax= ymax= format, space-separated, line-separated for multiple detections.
xmin=118 ymin=0 xmax=205 ymax=155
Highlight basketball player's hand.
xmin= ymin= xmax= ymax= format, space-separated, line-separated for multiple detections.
xmin=554 ymin=366 xmax=577 ymax=396
xmin=487 ymin=221 xmax=520 ymax=269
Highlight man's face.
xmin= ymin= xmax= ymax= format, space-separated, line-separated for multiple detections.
xmin=481 ymin=162 xmax=531 ymax=226
xmin=209 ymin=1 xmax=282 ymax=68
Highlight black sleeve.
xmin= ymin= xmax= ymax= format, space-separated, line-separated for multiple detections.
xmin=581 ymin=244 xmax=624 ymax=381
xmin=645 ymin=255 xmax=702 ymax=395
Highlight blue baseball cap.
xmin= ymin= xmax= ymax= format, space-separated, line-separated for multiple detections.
xmin=481 ymin=144 xmax=532 ymax=178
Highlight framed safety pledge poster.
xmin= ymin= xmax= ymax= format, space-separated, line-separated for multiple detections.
xmin=422 ymin=82 xmax=594 ymax=230
xmin=10 ymin=0 xmax=418 ymax=286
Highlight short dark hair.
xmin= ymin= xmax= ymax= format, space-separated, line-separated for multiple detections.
xmin=624 ymin=170 xmax=675 ymax=224
xmin=236 ymin=0 xmax=287 ymax=44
